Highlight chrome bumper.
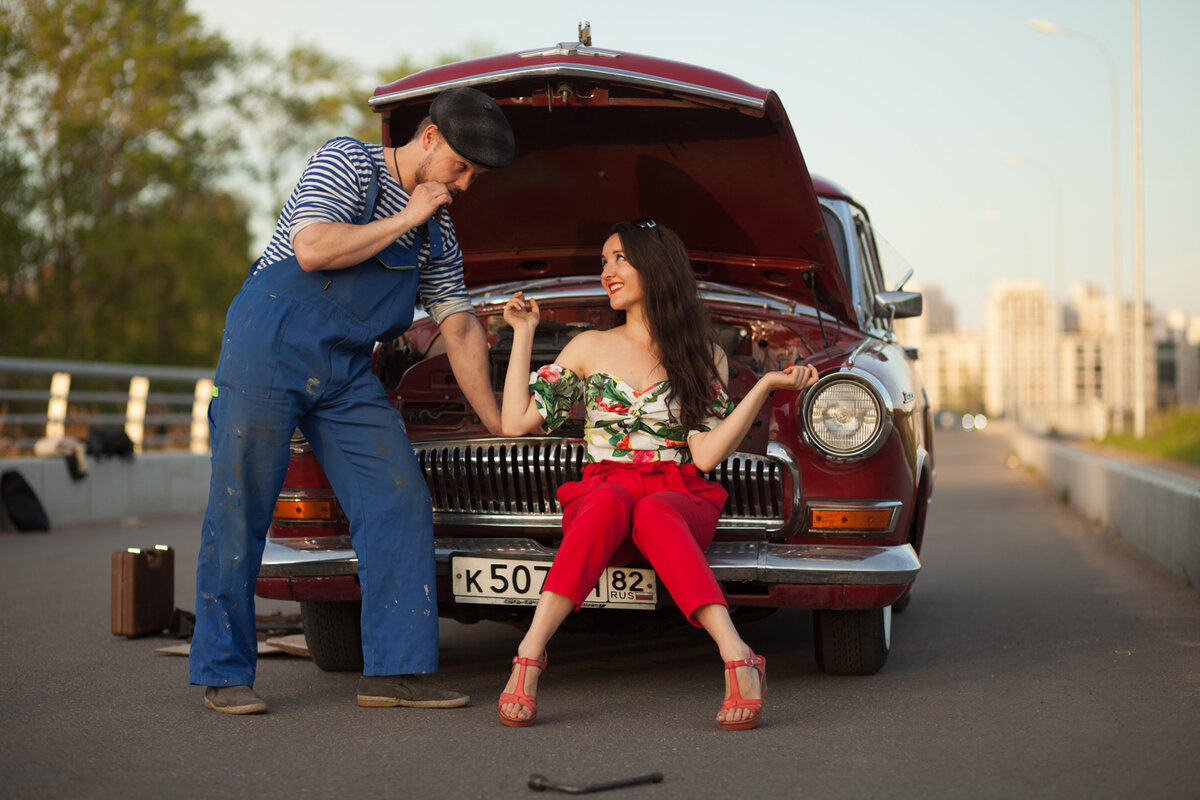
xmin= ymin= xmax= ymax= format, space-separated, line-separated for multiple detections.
xmin=260 ymin=537 xmax=920 ymax=586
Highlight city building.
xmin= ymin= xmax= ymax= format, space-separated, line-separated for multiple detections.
xmin=894 ymin=280 xmax=1169 ymax=438
xmin=984 ymin=281 xmax=1056 ymax=427
xmin=894 ymin=285 xmax=984 ymax=417
xmin=1157 ymin=311 xmax=1200 ymax=409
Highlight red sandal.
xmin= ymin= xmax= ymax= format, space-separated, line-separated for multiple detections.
xmin=718 ymin=652 xmax=766 ymax=731
xmin=498 ymin=653 xmax=547 ymax=727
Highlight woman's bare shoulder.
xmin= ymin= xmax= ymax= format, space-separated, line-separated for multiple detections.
xmin=555 ymin=328 xmax=605 ymax=375
xmin=558 ymin=327 xmax=638 ymax=377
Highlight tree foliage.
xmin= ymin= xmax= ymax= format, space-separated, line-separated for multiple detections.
xmin=0 ymin=0 xmax=248 ymax=365
xmin=228 ymin=49 xmax=470 ymax=226
xmin=0 ymin=0 xmax=473 ymax=367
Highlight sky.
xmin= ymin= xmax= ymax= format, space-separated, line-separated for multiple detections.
xmin=192 ymin=0 xmax=1200 ymax=329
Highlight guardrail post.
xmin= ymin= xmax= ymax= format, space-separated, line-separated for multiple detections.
xmin=190 ymin=379 xmax=214 ymax=454
xmin=46 ymin=372 xmax=71 ymax=439
xmin=125 ymin=376 xmax=149 ymax=454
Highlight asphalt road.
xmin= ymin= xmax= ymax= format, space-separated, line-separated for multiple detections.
xmin=1 ymin=428 xmax=1197 ymax=799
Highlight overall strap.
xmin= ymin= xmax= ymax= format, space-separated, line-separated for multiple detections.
xmin=326 ymin=136 xmax=381 ymax=225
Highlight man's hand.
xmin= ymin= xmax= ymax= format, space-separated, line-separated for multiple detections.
xmin=402 ymin=182 xmax=453 ymax=228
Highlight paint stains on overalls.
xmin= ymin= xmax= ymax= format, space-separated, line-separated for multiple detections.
xmin=190 ymin=140 xmax=441 ymax=686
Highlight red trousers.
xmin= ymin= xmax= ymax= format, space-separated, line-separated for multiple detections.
xmin=542 ymin=460 xmax=729 ymax=626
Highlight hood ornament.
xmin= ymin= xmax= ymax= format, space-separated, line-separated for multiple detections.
xmin=519 ymin=22 xmax=619 ymax=59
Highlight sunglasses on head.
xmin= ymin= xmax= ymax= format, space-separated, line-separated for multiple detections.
xmin=632 ymin=217 xmax=662 ymax=242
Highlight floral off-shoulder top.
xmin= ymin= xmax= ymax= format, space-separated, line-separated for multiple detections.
xmin=529 ymin=364 xmax=735 ymax=464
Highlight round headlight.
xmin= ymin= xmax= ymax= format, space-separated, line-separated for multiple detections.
xmin=804 ymin=377 xmax=887 ymax=458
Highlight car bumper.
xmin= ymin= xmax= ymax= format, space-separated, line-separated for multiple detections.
xmin=259 ymin=537 xmax=920 ymax=586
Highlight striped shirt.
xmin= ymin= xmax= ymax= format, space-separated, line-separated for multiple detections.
xmin=250 ymin=137 xmax=472 ymax=326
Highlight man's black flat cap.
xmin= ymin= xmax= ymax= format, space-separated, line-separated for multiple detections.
xmin=430 ymin=87 xmax=515 ymax=169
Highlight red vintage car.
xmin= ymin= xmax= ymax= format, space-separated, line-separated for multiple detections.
xmin=256 ymin=32 xmax=933 ymax=676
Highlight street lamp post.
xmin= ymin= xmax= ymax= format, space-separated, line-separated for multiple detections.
xmin=1131 ymin=0 xmax=1147 ymax=438
xmin=1029 ymin=18 xmax=1125 ymax=433
xmin=1003 ymin=153 xmax=1063 ymax=430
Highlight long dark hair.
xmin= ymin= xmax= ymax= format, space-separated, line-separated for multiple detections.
xmin=610 ymin=220 xmax=723 ymax=431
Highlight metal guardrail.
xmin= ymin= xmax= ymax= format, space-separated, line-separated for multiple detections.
xmin=0 ymin=356 xmax=215 ymax=455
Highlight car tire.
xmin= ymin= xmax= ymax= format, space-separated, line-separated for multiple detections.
xmin=300 ymin=600 xmax=364 ymax=672
xmin=812 ymin=606 xmax=891 ymax=675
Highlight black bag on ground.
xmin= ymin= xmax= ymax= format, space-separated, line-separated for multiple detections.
xmin=1 ymin=470 xmax=51 ymax=532
xmin=85 ymin=427 xmax=135 ymax=459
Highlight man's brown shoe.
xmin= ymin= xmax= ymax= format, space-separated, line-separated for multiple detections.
xmin=204 ymin=685 xmax=268 ymax=715
xmin=357 ymin=674 xmax=469 ymax=708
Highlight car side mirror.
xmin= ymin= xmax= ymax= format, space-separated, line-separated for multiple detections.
xmin=875 ymin=290 xmax=923 ymax=320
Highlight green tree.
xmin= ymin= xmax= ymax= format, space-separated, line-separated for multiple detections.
xmin=0 ymin=0 xmax=484 ymax=367
xmin=227 ymin=49 xmax=478 ymax=231
xmin=222 ymin=44 xmax=369 ymax=230
xmin=0 ymin=0 xmax=248 ymax=366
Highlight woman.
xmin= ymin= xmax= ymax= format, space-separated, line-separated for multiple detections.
xmin=497 ymin=218 xmax=818 ymax=730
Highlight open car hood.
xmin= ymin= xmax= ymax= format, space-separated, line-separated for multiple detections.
xmin=371 ymin=40 xmax=855 ymax=322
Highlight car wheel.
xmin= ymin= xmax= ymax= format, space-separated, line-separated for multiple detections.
xmin=300 ymin=600 xmax=364 ymax=672
xmin=812 ymin=606 xmax=891 ymax=675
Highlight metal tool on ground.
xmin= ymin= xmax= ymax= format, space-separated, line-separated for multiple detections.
xmin=528 ymin=772 xmax=663 ymax=794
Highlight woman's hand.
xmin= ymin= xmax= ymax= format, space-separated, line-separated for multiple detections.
xmin=758 ymin=362 xmax=819 ymax=393
xmin=687 ymin=361 xmax=819 ymax=472
xmin=500 ymin=290 xmax=547 ymax=437
xmin=503 ymin=291 xmax=540 ymax=335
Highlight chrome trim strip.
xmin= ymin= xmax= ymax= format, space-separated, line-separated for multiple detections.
xmin=259 ymin=538 xmax=920 ymax=586
xmin=472 ymin=277 xmax=824 ymax=319
xmin=802 ymin=499 xmax=903 ymax=535
xmin=276 ymin=488 xmax=335 ymax=499
xmin=518 ymin=43 xmax=621 ymax=59
xmin=705 ymin=542 xmax=920 ymax=585
xmin=405 ymin=278 xmax=834 ymax=327
xmin=260 ymin=539 xmax=357 ymax=578
xmin=766 ymin=440 xmax=802 ymax=536
xmin=369 ymin=63 xmax=766 ymax=111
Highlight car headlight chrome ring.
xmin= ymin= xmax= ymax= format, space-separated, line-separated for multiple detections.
xmin=801 ymin=373 xmax=893 ymax=460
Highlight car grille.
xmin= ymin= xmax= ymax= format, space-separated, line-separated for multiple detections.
xmin=414 ymin=437 xmax=797 ymax=538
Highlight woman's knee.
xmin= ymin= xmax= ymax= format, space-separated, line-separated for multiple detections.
xmin=631 ymin=493 xmax=688 ymax=529
xmin=632 ymin=493 xmax=718 ymax=547
xmin=564 ymin=482 xmax=634 ymax=525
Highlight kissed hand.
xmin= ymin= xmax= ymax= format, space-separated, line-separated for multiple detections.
xmin=761 ymin=362 xmax=818 ymax=393
xmin=503 ymin=291 xmax=540 ymax=333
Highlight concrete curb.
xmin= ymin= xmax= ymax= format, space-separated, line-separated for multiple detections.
xmin=0 ymin=452 xmax=210 ymax=530
xmin=1008 ymin=429 xmax=1200 ymax=589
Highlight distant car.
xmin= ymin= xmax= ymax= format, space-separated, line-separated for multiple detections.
xmin=256 ymin=33 xmax=934 ymax=676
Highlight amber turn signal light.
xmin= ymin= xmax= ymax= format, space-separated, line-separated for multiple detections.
xmin=273 ymin=498 xmax=337 ymax=521
xmin=809 ymin=507 xmax=894 ymax=532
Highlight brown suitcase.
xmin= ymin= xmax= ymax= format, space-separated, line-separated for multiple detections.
xmin=111 ymin=545 xmax=175 ymax=637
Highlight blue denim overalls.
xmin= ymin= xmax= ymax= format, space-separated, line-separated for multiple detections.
xmin=190 ymin=140 xmax=442 ymax=686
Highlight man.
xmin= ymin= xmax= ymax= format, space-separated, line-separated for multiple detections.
xmin=189 ymin=87 xmax=514 ymax=715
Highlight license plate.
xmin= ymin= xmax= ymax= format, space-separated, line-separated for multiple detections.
xmin=451 ymin=556 xmax=658 ymax=610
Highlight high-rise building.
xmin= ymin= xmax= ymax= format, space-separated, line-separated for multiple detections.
xmin=893 ymin=281 xmax=1172 ymax=437
xmin=1158 ymin=311 xmax=1200 ymax=408
xmin=894 ymin=284 xmax=982 ymax=415
xmin=985 ymin=281 xmax=1055 ymax=426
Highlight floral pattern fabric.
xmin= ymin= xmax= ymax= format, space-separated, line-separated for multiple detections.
xmin=529 ymin=364 xmax=735 ymax=464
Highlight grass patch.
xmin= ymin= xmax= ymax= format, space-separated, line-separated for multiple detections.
xmin=1100 ymin=407 xmax=1200 ymax=465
